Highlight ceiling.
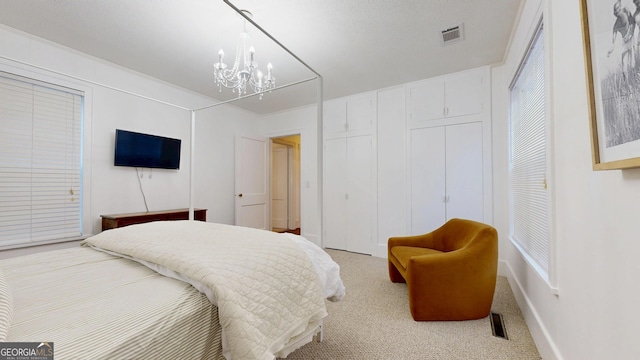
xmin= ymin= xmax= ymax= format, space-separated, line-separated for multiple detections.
xmin=0 ymin=0 xmax=523 ymax=114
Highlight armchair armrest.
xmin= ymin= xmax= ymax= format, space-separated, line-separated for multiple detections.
xmin=388 ymin=232 xmax=443 ymax=251
xmin=405 ymin=246 xmax=498 ymax=320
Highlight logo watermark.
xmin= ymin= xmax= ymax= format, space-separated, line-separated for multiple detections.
xmin=0 ymin=342 xmax=53 ymax=360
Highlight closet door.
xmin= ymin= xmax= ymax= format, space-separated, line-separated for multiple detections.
xmin=407 ymin=69 xmax=484 ymax=122
xmin=323 ymin=138 xmax=347 ymax=250
xmin=346 ymin=135 xmax=372 ymax=254
xmin=346 ymin=93 xmax=376 ymax=134
xmin=324 ymin=99 xmax=347 ymax=137
xmin=445 ymin=71 xmax=483 ymax=118
xmin=445 ymin=122 xmax=484 ymax=222
xmin=409 ymin=122 xmax=484 ymax=234
xmin=323 ymin=136 xmax=373 ymax=254
xmin=407 ymin=79 xmax=445 ymax=122
xmin=409 ymin=126 xmax=446 ymax=234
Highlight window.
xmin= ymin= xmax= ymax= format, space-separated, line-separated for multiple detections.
xmin=509 ymin=23 xmax=550 ymax=278
xmin=0 ymin=72 xmax=84 ymax=248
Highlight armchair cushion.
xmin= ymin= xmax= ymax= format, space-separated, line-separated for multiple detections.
xmin=390 ymin=246 xmax=443 ymax=271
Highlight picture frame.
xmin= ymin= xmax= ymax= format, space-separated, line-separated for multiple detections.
xmin=580 ymin=0 xmax=640 ymax=170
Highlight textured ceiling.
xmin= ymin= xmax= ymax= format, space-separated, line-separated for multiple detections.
xmin=0 ymin=0 xmax=523 ymax=114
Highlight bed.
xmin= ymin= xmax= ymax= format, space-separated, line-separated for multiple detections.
xmin=0 ymin=220 xmax=345 ymax=360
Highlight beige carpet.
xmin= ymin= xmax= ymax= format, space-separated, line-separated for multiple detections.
xmin=284 ymin=249 xmax=541 ymax=359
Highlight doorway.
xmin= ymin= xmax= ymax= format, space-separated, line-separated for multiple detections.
xmin=271 ymin=135 xmax=301 ymax=234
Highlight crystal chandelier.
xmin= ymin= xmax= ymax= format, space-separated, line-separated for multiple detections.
xmin=213 ymin=11 xmax=275 ymax=99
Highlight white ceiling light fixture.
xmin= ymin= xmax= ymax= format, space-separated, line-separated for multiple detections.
xmin=213 ymin=10 xmax=275 ymax=99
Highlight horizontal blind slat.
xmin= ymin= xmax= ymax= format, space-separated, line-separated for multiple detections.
xmin=0 ymin=72 xmax=83 ymax=246
xmin=509 ymin=26 xmax=549 ymax=272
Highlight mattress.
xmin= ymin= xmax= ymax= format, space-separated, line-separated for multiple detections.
xmin=0 ymin=247 xmax=224 ymax=360
xmin=81 ymin=221 xmax=340 ymax=359
xmin=0 ymin=221 xmax=345 ymax=360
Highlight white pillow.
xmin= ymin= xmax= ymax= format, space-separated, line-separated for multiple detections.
xmin=0 ymin=269 xmax=13 ymax=341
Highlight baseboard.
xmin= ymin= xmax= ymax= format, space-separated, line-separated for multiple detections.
xmin=500 ymin=259 xmax=563 ymax=360
xmin=373 ymin=243 xmax=388 ymax=258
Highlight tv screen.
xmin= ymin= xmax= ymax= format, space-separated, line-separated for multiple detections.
xmin=114 ymin=129 xmax=181 ymax=169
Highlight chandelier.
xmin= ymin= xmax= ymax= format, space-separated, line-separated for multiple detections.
xmin=213 ymin=11 xmax=275 ymax=99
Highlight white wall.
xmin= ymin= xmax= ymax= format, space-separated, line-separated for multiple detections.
xmin=494 ymin=0 xmax=640 ymax=359
xmin=0 ymin=24 xmax=259 ymax=258
xmin=194 ymin=105 xmax=260 ymax=224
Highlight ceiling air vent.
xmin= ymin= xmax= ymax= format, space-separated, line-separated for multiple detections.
xmin=441 ymin=24 xmax=464 ymax=46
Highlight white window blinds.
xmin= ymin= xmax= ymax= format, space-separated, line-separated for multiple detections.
xmin=0 ymin=73 xmax=84 ymax=247
xmin=509 ymin=25 xmax=549 ymax=274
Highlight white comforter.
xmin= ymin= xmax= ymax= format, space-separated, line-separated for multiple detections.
xmin=82 ymin=221 xmax=342 ymax=360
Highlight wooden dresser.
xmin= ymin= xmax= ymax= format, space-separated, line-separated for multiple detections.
xmin=101 ymin=208 xmax=207 ymax=231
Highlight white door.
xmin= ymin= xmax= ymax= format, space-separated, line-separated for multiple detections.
xmin=235 ymin=134 xmax=269 ymax=229
xmin=445 ymin=72 xmax=483 ymax=118
xmin=287 ymin=143 xmax=300 ymax=230
xmin=323 ymin=136 xmax=373 ymax=254
xmin=271 ymin=143 xmax=288 ymax=229
xmin=409 ymin=122 xmax=484 ymax=234
xmin=407 ymin=78 xmax=445 ymax=121
xmin=323 ymin=99 xmax=347 ymax=136
xmin=323 ymin=138 xmax=348 ymax=250
xmin=346 ymin=135 xmax=372 ymax=254
xmin=346 ymin=93 xmax=376 ymax=134
xmin=445 ymin=122 xmax=484 ymax=222
xmin=410 ymin=126 xmax=446 ymax=234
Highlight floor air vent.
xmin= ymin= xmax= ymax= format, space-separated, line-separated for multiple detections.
xmin=490 ymin=312 xmax=508 ymax=340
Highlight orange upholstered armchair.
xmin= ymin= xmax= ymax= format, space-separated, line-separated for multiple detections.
xmin=388 ymin=218 xmax=498 ymax=321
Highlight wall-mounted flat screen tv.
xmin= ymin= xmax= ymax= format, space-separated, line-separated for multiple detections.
xmin=114 ymin=129 xmax=181 ymax=169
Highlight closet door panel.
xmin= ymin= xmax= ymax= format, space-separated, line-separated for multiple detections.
xmin=346 ymin=93 xmax=375 ymax=134
xmin=445 ymin=122 xmax=484 ymax=222
xmin=323 ymin=99 xmax=347 ymax=136
xmin=346 ymin=135 xmax=372 ymax=254
xmin=323 ymin=138 xmax=347 ymax=250
xmin=407 ymin=79 xmax=445 ymax=122
xmin=445 ymin=72 xmax=483 ymax=118
xmin=410 ymin=126 xmax=446 ymax=234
